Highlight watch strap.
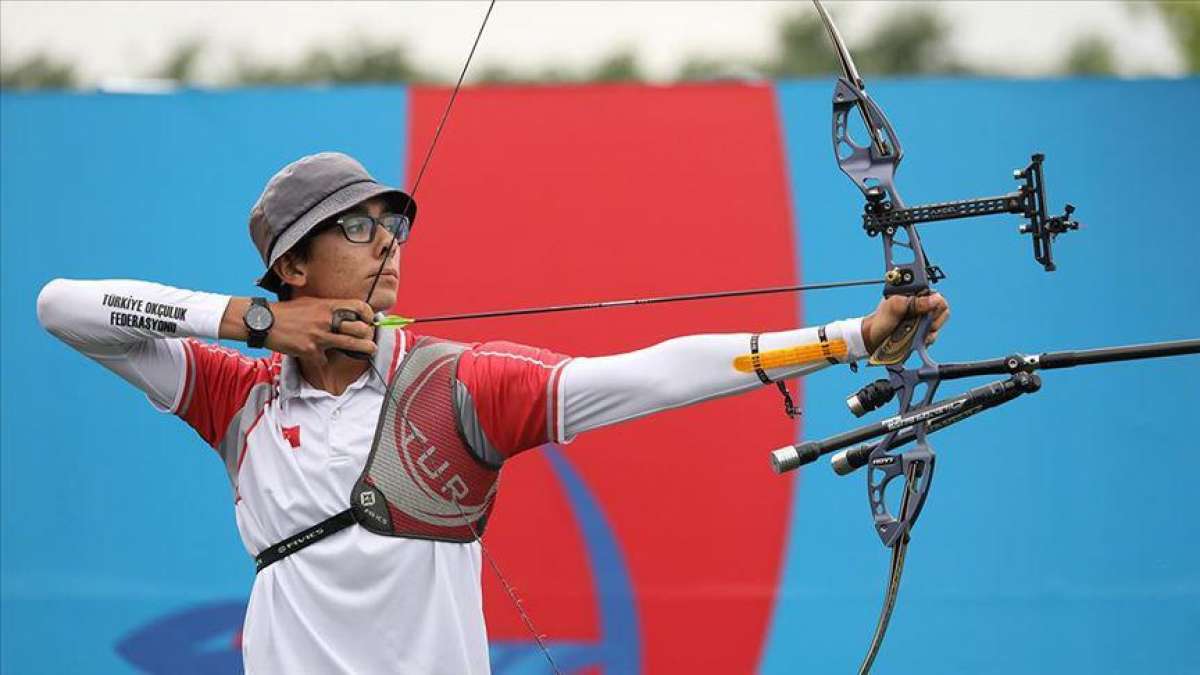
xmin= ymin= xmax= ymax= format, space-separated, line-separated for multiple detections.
xmin=245 ymin=297 xmax=272 ymax=348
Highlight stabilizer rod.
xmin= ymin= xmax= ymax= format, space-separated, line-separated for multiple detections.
xmin=848 ymin=338 xmax=1200 ymax=417
xmin=770 ymin=373 xmax=1040 ymax=474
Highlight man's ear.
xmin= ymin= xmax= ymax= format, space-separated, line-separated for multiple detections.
xmin=274 ymin=252 xmax=308 ymax=291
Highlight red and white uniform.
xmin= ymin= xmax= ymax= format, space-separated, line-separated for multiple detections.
xmin=36 ymin=278 xmax=866 ymax=674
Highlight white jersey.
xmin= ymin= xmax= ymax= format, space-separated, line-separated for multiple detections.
xmin=36 ymin=278 xmax=865 ymax=674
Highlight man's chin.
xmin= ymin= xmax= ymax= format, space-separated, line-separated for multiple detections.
xmin=368 ymin=289 xmax=398 ymax=314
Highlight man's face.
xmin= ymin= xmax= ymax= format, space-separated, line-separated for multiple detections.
xmin=294 ymin=198 xmax=404 ymax=311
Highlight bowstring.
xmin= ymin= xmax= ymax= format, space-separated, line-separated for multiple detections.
xmin=454 ymin=498 xmax=563 ymax=675
xmin=857 ymin=460 xmax=918 ymax=674
xmin=363 ymin=0 xmax=496 ymax=307
xmin=358 ymin=2 xmax=561 ymax=670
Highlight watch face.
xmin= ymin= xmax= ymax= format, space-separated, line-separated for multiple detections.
xmin=246 ymin=305 xmax=273 ymax=331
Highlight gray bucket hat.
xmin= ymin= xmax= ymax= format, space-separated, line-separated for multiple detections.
xmin=249 ymin=152 xmax=416 ymax=292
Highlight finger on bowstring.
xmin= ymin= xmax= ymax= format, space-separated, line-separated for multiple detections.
xmin=326 ymin=300 xmax=375 ymax=323
xmin=924 ymin=330 xmax=939 ymax=346
xmin=353 ymin=301 xmax=375 ymax=323
xmin=333 ymin=316 xmax=374 ymax=340
xmin=325 ymin=332 xmax=377 ymax=356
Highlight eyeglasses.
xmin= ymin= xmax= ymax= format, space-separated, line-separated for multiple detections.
xmin=332 ymin=213 xmax=412 ymax=244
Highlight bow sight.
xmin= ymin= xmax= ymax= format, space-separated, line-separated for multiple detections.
xmin=860 ymin=153 xmax=1080 ymax=276
xmin=827 ymin=54 xmax=1080 ymax=303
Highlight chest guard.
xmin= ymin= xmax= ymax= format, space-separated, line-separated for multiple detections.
xmin=350 ymin=337 xmax=500 ymax=543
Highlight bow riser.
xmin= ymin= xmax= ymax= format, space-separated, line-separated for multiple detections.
xmin=831 ymin=79 xmax=932 ymax=303
xmin=869 ymin=363 xmax=939 ymax=547
xmin=827 ymin=49 xmax=942 ymax=549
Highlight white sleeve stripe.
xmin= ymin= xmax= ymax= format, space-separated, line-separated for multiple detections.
xmin=475 ymin=350 xmax=557 ymax=369
xmin=170 ymin=340 xmax=193 ymax=414
xmin=545 ymin=358 xmax=572 ymax=444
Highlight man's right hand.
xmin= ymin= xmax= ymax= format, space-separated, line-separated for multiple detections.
xmin=220 ymin=297 xmax=377 ymax=364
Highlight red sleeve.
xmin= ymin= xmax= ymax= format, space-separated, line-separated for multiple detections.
xmin=455 ymin=340 xmax=572 ymax=459
xmin=177 ymin=338 xmax=277 ymax=448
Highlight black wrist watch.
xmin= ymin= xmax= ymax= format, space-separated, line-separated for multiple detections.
xmin=243 ymin=297 xmax=274 ymax=349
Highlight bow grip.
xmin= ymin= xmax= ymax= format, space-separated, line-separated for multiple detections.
xmin=868 ymin=304 xmax=937 ymax=366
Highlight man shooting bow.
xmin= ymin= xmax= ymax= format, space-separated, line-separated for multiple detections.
xmin=37 ymin=152 xmax=949 ymax=674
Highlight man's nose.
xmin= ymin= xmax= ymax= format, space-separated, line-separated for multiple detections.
xmin=374 ymin=223 xmax=400 ymax=258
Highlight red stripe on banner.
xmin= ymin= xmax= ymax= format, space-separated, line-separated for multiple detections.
xmin=401 ymin=83 xmax=799 ymax=674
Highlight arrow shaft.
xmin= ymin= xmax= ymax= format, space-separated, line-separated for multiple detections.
xmin=392 ymin=277 xmax=884 ymax=325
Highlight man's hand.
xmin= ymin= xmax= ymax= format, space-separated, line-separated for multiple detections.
xmin=268 ymin=297 xmax=378 ymax=364
xmin=860 ymin=293 xmax=950 ymax=355
xmin=221 ymin=296 xmax=378 ymax=364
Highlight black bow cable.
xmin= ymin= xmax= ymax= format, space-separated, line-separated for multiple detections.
xmin=363 ymin=0 xmax=497 ymax=307
xmin=353 ymin=3 xmax=562 ymax=672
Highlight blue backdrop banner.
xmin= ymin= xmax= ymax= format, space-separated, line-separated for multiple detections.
xmin=2 ymin=79 xmax=1197 ymax=674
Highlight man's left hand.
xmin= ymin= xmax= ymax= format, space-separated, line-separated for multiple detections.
xmin=861 ymin=293 xmax=950 ymax=355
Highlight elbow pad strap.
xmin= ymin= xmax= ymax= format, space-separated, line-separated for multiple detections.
xmin=750 ymin=333 xmax=799 ymax=419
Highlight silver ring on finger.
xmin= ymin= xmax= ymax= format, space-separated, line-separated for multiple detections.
xmin=330 ymin=308 xmax=360 ymax=334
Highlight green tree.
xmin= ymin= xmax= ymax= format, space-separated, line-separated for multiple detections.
xmin=232 ymin=40 xmax=426 ymax=86
xmin=761 ymin=11 xmax=840 ymax=77
xmin=855 ymin=8 xmax=962 ymax=76
xmin=336 ymin=43 xmax=424 ymax=82
xmin=473 ymin=63 xmax=570 ymax=84
xmin=760 ymin=6 xmax=964 ymax=79
xmin=1153 ymin=0 xmax=1200 ymax=72
xmin=477 ymin=49 xmax=643 ymax=84
xmin=0 ymin=53 xmax=77 ymax=90
xmin=155 ymin=39 xmax=205 ymax=83
xmin=586 ymin=49 xmax=642 ymax=83
xmin=1064 ymin=35 xmax=1117 ymax=75
xmin=677 ymin=55 xmax=728 ymax=81
xmin=474 ymin=63 xmax=520 ymax=84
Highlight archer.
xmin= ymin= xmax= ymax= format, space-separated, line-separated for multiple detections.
xmin=37 ymin=151 xmax=948 ymax=674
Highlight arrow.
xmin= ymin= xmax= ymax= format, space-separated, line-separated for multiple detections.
xmin=374 ymin=277 xmax=885 ymax=328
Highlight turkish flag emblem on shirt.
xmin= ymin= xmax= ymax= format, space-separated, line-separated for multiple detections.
xmin=281 ymin=426 xmax=301 ymax=448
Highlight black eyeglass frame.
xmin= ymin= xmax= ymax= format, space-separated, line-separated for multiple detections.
xmin=328 ymin=213 xmax=413 ymax=245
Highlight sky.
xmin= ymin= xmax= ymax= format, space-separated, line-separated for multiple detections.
xmin=0 ymin=1 xmax=1187 ymax=87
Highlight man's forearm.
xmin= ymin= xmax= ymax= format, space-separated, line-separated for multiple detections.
xmin=560 ymin=318 xmax=867 ymax=438
xmin=37 ymin=278 xmax=231 ymax=355
xmin=36 ymin=278 xmax=237 ymax=410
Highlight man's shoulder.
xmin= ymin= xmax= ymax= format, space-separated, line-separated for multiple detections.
xmin=176 ymin=339 xmax=281 ymax=448
xmin=181 ymin=338 xmax=282 ymax=403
